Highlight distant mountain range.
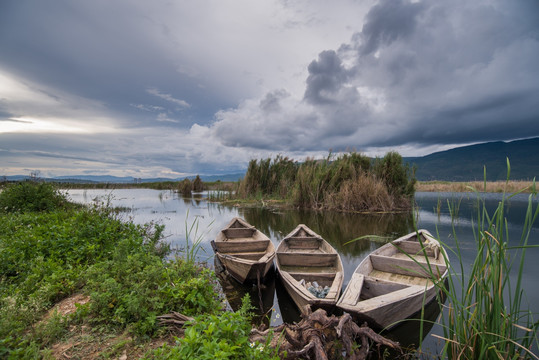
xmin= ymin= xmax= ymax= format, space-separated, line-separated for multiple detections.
xmin=404 ymin=137 xmax=539 ymax=181
xmin=4 ymin=138 xmax=538 ymax=183
xmin=3 ymin=173 xmax=245 ymax=184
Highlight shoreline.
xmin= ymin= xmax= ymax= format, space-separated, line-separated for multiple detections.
xmin=415 ymin=180 xmax=535 ymax=193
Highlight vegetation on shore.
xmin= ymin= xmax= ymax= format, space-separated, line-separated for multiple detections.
xmin=416 ymin=180 xmax=536 ymax=193
xmin=0 ymin=181 xmax=279 ymax=359
xmin=419 ymin=168 xmax=538 ymax=359
xmin=224 ymin=151 xmax=416 ymax=212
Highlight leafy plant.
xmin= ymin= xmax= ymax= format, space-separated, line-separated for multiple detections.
xmin=144 ymin=296 xmax=280 ymax=360
xmin=0 ymin=181 xmax=73 ymax=213
xmin=234 ymin=151 xmax=414 ymax=211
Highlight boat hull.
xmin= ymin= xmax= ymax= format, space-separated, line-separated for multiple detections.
xmin=213 ymin=217 xmax=275 ymax=284
xmin=216 ymin=252 xmax=275 ymax=284
xmin=337 ymin=229 xmax=449 ymax=330
xmin=276 ymin=224 xmax=344 ymax=315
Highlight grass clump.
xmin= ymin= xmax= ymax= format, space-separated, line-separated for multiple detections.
xmin=234 ymin=151 xmax=415 ymax=212
xmin=432 ymin=162 xmax=538 ymax=359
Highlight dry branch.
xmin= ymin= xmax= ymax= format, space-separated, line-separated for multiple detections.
xmin=250 ymin=309 xmax=401 ymax=360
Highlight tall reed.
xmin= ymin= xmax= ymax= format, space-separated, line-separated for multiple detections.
xmin=235 ymin=151 xmax=413 ymax=211
xmin=182 ymin=210 xmax=213 ymax=264
xmin=433 ymin=161 xmax=538 ymax=359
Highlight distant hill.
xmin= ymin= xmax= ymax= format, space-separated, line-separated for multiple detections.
xmin=4 ymin=139 xmax=537 ymax=183
xmin=3 ymin=173 xmax=245 ymax=184
xmin=405 ymin=137 xmax=539 ymax=181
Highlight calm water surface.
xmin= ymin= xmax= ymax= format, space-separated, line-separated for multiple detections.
xmin=68 ymin=189 xmax=539 ymax=354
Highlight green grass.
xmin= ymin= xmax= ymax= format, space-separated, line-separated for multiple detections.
xmin=430 ymin=162 xmax=539 ymax=359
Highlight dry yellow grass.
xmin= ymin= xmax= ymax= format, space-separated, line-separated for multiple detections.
xmin=416 ymin=180 xmax=536 ymax=193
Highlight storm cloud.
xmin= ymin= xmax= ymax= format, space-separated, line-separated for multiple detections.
xmin=1 ymin=0 xmax=538 ymax=177
xmin=214 ymin=0 xmax=539 ymax=154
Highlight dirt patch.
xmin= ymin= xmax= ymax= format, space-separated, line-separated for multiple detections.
xmin=43 ymin=293 xmax=90 ymax=321
xmin=49 ymin=329 xmax=175 ymax=360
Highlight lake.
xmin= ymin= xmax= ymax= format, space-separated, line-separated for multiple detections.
xmin=67 ymin=189 xmax=539 ymax=354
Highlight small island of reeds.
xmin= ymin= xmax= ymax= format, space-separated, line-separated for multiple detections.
xmin=215 ymin=151 xmax=416 ymax=213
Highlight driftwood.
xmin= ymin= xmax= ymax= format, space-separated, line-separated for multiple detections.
xmin=250 ymin=309 xmax=401 ymax=360
xmin=158 ymin=308 xmax=401 ymax=360
xmin=157 ymin=311 xmax=194 ymax=334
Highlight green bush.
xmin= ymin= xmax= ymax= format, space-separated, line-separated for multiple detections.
xmin=193 ymin=175 xmax=204 ymax=192
xmin=372 ymin=151 xmax=416 ymax=199
xmin=145 ymin=296 xmax=280 ymax=360
xmin=0 ymin=181 xmax=73 ymax=213
xmin=85 ymin=254 xmax=220 ymax=336
xmin=238 ymin=155 xmax=297 ymax=198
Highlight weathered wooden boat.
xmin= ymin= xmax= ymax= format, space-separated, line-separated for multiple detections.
xmin=211 ymin=217 xmax=275 ymax=284
xmin=337 ymin=229 xmax=449 ymax=330
xmin=276 ymin=224 xmax=344 ymax=315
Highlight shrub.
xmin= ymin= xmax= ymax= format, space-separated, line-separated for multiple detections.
xmin=372 ymin=151 xmax=416 ymax=199
xmin=145 ymin=296 xmax=279 ymax=360
xmin=326 ymin=174 xmax=393 ymax=212
xmin=179 ymin=178 xmax=192 ymax=196
xmin=238 ymin=155 xmax=297 ymax=198
xmin=0 ymin=181 xmax=72 ymax=213
xmin=193 ymin=175 xmax=204 ymax=192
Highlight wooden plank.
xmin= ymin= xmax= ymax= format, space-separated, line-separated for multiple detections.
xmin=361 ymin=277 xmax=409 ymax=299
xmin=278 ymin=252 xmax=337 ymax=267
xmin=370 ymin=254 xmax=447 ymax=278
xmin=326 ymin=271 xmax=343 ymax=299
xmin=215 ymin=239 xmax=269 ymax=253
xmin=339 ymin=273 xmax=364 ymax=306
xmin=223 ymin=227 xmax=256 ymax=238
xmin=288 ymin=272 xmax=336 ymax=280
xmin=287 ymin=237 xmax=320 ymax=249
xmin=227 ymin=252 xmax=266 ymax=260
xmin=395 ymin=240 xmax=435 ymax=257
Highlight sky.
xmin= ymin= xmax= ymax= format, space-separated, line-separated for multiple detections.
xmin=1 ymin=0 xmax=539 ymax=178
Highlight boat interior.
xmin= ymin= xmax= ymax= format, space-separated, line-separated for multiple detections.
xmin=277 ymin=232 xmax=342 ymax=296
xmin=340 ymin=239 xmax=447 ymax=305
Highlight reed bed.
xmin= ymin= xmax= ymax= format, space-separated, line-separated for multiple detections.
xmin=428 ymin=166 xmax=538 ymax=359
xmin=234 ymin=152 xmax=415 ymax=212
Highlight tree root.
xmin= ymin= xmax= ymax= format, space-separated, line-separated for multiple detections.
xmin=250 ymin=309 xmax=401 ymax=360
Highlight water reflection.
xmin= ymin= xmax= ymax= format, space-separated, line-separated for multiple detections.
xmin=241 ymin=208 xmax=416 ymax=257
xmin=214 ymin=257 xmax=275 ymax=328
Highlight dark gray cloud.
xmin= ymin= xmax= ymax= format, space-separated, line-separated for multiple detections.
xmin=304 ymin=50 xmax=348 ymax=104
xmin=2 ymin=0 xmax=539 ymax=177
xmin=357 ymin=0 xmax=424 ymax=56
xmin=214 ymin=0 xmax=539 ymax=154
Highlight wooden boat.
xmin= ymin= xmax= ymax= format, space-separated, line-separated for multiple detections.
xmin=337 ymin=229 xmax=449 ymax=330
xmin=211 ymin=217 xmax=275 ymax=284
xmin=276 ymin=224 xmax=344 ymax=315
